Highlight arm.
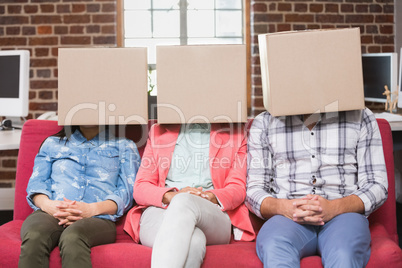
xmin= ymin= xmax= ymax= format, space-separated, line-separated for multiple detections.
xmin=352 ymin=109 xmax=388 ymax=216
xmin=26 ymin=138 xmax=57 ymax=210
xmin=133 ymin=125 xmax=178 ymax=207
xmin=32 ymin=194 xmax=69 ymax=216
xmin=206 ymin=128 xmax=248 ymax=211
xmin=105 ymin=139 xmax=139 ymax=219
xmin=245 ymin=114 xmax=277 ymax=219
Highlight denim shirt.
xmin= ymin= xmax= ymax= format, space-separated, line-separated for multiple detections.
xmin=26 ymin=129 xmax=140 ymax=222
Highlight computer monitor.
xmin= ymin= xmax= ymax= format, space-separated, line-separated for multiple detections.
xmin=0 ymin=50 xmax=30 ymax=118
xmin=362 ymin=52 xmax=397 ymax=103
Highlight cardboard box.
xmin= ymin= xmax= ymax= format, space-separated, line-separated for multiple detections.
xmin=156 ymin=45 xmax=247 ymax=124
xmin=58 ymin=48 xmax=148 ymax=125
xmin=258 ymin=28 xmax=365 ymax=116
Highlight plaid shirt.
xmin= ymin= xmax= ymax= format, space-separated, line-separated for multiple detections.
xmin=246 ymin=108 xmax=388 ymax=219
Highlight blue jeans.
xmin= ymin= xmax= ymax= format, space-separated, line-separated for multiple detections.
xmin=256 ymin=213 xmax=371 ymax=268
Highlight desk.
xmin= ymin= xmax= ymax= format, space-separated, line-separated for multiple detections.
xmin=388 ymin=121 xmax=402 ymax=151
xmin=0 ymin=188 xmax=15 ymax=210
xmin=0 ymin=129 xmax=20 ymax=211
xmin=374 ymin=113 xmax=402 ymax=151
xmin=390 ymin=121 xmax=402 ymax=131
xmin=0 ymin=129 xmax=21 ymax=150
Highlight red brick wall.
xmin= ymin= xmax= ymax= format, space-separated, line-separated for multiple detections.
xmin=0 ymin=0 xmax=117 ymax=185
xmin=250 ymin=0 xmax=395 ymax=117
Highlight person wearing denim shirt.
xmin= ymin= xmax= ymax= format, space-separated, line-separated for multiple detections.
xmin=19 ymin=126 xmax=140 ymax=268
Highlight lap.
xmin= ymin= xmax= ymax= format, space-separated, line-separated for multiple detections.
xmin=61 ymin=217 xmax=116 ymax=247
xmin=21 ymin=210 xmax=63 ymax=238
xmin=140 ymin=194 xmax=231 ymax=247
xmin=257 ymin=215 xmax=318 ymax=258
xmin=318 ymin=213 xmax=370 ymax=253
xmin=257 ymin=213 xmax=370 ymax=258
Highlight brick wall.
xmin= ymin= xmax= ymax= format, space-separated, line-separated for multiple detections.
xmin=250 ymin=0 xmax=395 ymax=117
xmin=0 ymin=0 xmax=118 ymax=185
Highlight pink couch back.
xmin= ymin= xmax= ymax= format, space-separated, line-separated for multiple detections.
xmin=13 ymin=119 xmax=398 ymax=242
xmin=369 ymin=119 xmax=397 ymax=242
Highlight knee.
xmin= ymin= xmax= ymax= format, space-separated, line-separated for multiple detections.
xmin=59 ymin=225 xmax=88 ymax=250
xmin=257 ymin=234 xmax=293 ymax=254
xmin=21 ymin=225 xmax=58 ymax=246
xmin=170 ymin=193 xmax=193 ymax=205
xmin=168 ymin=193 xmax=197 ymax=213
xmin=256 ymin=220 xmax=301 ymax=266
xmin=323 ymin=247 xmax=369 ymax=268
xmin=22 ymin=228 xmax=44 ymax=243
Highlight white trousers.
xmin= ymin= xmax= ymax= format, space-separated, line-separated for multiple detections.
xmin=139 ymin=193 xmax=232 ymax=268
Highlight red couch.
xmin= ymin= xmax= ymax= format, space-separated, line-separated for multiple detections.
xmin=0 ymin=119 xmax=401 ymax=267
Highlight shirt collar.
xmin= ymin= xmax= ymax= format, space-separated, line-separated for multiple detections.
xmin=69 ymin=128 xmax=113 ymax=147
xmin=181 ymin=123 xmax=211 ymax=133
xmin=302 ymin=113 xmax=322 ymax=125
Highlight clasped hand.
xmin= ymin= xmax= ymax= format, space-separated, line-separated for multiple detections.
xmin=289 ymin=194 xmax=334 ymax=226
xmin=44 ymin=198 xmax=94 ymax=227
xmin=163 ymin=186 xmax=218 ymax=205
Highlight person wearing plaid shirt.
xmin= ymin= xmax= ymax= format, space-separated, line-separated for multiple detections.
xmin=246 ymin=108 xmax=388 ymax=267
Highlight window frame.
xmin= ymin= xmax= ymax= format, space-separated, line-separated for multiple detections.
xmin=116 ymin=0 xmax=251 ymax=112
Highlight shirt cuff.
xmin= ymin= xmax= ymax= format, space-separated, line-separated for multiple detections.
xmin=105 ymin=194 xmax=125 ymax=217
xmin=214 ymin=195 xmax=225 ymax=210
xmin=350 ymin=190 xmax=372 ymax=216
xmin=27 ymin=191 xmax=51 ymax=211
xmin=247 ymin=192 xmax=272 ymax=220
xmin=161 ymin=188 xmax=178 ymax=207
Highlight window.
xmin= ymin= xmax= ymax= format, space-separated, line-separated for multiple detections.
xmin=122 ymin=0 xmax=244 ymax=65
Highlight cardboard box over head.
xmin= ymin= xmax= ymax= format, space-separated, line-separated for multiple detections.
xmin=258 ymin=28 xmax=365 ymax=117
xmin=58 ymin=48 xmax=148 ymax=125
xmin=156 ymin=45 xmax=247 ymax=124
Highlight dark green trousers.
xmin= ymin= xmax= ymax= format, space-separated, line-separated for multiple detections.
xmin=19 ymin=210 xmax=116 ymax=268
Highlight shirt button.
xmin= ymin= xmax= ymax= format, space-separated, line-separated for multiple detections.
xmin=311 ymin=132 xmax=314 ymax=135
xmin=312 ymin=190 xmax=316 ymax=194
xmin=312 ymin=175 xmax=316 ymax=184
xmin=312 ymin=155 xmax=315 ymax=158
